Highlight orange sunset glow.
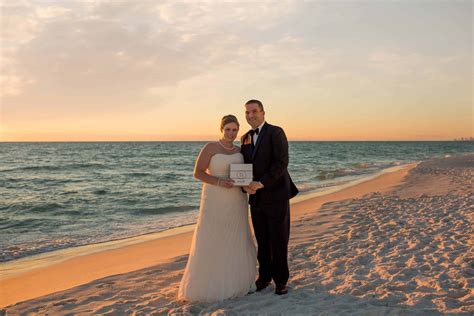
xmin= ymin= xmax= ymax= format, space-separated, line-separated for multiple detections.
xmin=0 ymin=1 xmax=472 ymax=141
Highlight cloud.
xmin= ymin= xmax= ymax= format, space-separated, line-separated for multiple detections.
xmin=0 ymin=1 xmax=38 ymax=98
xmin=0 ymin=1 xmax=39 ymax=43
xmin=35 ymin=5 xmax=71 ymax=19
xmin=156 ymin=0 xmax=295 ymax=31
xmin=1 ymin=0 xmax=470 ymax=118
xmin=0 ymin=0 xmax=301 ymax=106
xmin=0 ymin=73 xmax=33 ymax=96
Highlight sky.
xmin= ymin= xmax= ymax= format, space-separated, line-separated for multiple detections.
xmin=0 ymin=0 xmax=472 ymax=141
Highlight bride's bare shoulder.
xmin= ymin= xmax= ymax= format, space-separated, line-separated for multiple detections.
xmin=200 ymin=142 xmax=220 ymax=155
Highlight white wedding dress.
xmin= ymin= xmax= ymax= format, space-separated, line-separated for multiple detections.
xmin=178 ymin=153 xmax=257 ymax=302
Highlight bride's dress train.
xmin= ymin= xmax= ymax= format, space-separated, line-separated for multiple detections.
xmin=178 ymin=153 xmax=257 ymax=302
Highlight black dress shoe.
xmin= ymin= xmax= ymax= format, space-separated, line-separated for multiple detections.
xmin=275 ymin=284 xmax=288 ymax=295
xmin=255 ymin=278 xmax=271 ymax=291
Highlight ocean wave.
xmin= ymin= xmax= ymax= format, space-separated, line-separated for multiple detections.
xmin=4 ymin=162 xmax=108 ymax=172
xmin=0 ymin=178 xmax=84 ymax=190
xmin=93 ymin=189 xmax=108 ymax=195
xmin=0 ymin=237 xmax=79 ymax=262
xmin=60 ymin=190 xmax=79 ymax=195
xmin=157 ymin=172 xmax=179 ymax=180
xmin=297 ymin=179 xmax=352 ymax=194
xmin=0 ymin=177 xmax=23 ymax=183
xmin=352 ymin=162 xmax=372 ymax=169
xmin=0 ymin=217 xmax=55 ymax=231
xmin=315 ymin=168 xmax=355 ymax=180
xmin=23 ymin=202 xmax=65 ymax=213
xmin=0 ymin=168 xmax=16 ymax=172
xmin=352 ymin=160 xmax=403 ymax=170
xmin=124 ymin=172 xmax=152 ymax=177
xmin=33 ymin=178 xmax=84 ymax=185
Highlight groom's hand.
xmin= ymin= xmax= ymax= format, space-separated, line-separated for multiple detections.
xmin=243 ymin=186 xmax=256 ymax=195
xmin=249 ymin=181 xmax=264 ymax=191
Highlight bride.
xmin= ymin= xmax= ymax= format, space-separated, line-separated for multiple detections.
xmin=177 ymin=115 xmax=257 ymax=302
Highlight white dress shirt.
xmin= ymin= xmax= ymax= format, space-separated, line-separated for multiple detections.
xmin=253 ymin=121 xmax=266 ymax=145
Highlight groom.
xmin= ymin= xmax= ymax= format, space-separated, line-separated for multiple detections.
xmin=241 ymin=99 xmax=299 ymax=295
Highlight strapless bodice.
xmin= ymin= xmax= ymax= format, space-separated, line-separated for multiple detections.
xmin=208 ymin=153 xmax=244 ymax=178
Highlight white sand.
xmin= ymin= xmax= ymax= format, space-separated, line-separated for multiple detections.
xmin=2 ymin=155 xmax=473 ymax=315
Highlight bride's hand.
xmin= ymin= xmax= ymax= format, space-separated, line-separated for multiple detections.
xmin=218 ymin=178 xmax=234 ymax=188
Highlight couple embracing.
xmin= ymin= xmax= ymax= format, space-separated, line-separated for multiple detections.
xmin=178 ymin=99 xmax=299 ymax=302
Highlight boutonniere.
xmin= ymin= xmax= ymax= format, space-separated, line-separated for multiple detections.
xmin=243 ymin=134 xmax=252 ymax=145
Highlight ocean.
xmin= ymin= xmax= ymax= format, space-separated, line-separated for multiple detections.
xmin=1 ymin=141 xmax=473 ymax=263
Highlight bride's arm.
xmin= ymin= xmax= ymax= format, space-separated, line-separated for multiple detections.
xmin=193 ymin=144 xmax=233 ymax=188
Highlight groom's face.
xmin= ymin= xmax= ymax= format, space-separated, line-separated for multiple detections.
xmin=245 ymin=103 xmax=265 ymax=129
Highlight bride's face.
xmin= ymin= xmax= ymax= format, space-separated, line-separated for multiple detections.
xmin=221 ymin=122 xmax=239 ymax=142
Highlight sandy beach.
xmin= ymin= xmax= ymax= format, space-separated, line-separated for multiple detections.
xmin=2 ymin=154 xmax=473 ymax=315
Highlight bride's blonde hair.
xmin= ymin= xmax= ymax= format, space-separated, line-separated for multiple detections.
xmin=220 ymin=115 xmax=239 ymax=131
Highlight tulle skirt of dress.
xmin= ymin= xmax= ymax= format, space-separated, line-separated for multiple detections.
xmin=177 ymin=183 xmax=257 ymax=302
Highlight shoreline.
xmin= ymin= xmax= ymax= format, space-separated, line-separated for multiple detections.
xmin=1 ymin=161 xmax=406 ymax=265
xmin=0 ymin=162 xmax=418 ymax=308
xmin=1 ymin=162 xmax=414 ymax=278
xmin=292 ymin=163 xmax=411 ymax=203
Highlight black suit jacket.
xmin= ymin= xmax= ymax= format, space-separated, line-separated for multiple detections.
xmin=240 ymin=122 xmax=299 ymax=206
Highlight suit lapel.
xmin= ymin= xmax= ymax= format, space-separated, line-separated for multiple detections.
xmin=241 ymin=132 xmax=253 ymax=162
xmin=251 ymin=122 xmax=268 ymax=161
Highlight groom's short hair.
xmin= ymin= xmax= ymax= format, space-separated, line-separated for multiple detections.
xmin=245 ymin=99 xmax=264 ymax=111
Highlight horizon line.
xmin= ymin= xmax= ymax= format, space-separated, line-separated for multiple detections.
xmin=1 ymin=139 xmax=472 ymax=143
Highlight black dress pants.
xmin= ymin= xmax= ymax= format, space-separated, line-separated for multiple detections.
xmin=250 ymin=200 xmax=290 ymax=285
